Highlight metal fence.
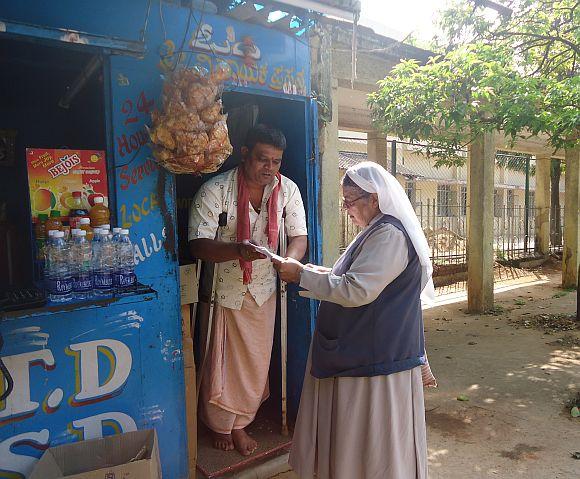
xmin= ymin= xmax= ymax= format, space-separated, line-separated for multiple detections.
xmin=338 ymin=136 xmax=566 ymax=265
xmin=550 ymin=205 xmax=565 ymax=254
xmin=493 ymin=205 xmax=536 ymax=260
xmin=493 ymin=156 xmax=536 ymax=260
xmin=418 ymin=202 xmax=467 ymax=265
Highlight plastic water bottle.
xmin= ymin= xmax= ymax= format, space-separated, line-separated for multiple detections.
xmin=72 ymin=230 xmax=93 ymax=300
xmin=112 ymin=227 xmax=122 ymax=242
xmin=92 ymin=228 xmax=105 ymax=261
xmin=114 ymin=229 xmax=137 ymax=292
xmin=111 ymin=227 xmax=123 ymax=251
xmin=79 ymin=217 xmax=94 ymax=241
xmin=62 ymin=225 xmax=70 ymax=242
xmin=46 ymin=229 xmax=59 ymax=244
xmin=44 ymin=230 xmax=58 ymax=274
xmin=46 ymin=231 xmax=73 ymax=302
xmin=101 ymin=224 xmax=112 ymax=240
xmin=70 ymin=229 xmax=81 ymax=248
xmin=111 ymin=227 xmax=123 ymax=284
xmin=93 ymin=229 xmax=114 ymax=296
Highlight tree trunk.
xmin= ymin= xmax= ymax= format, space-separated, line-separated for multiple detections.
xmin=550 ymin=159 xmax=562 ymax=247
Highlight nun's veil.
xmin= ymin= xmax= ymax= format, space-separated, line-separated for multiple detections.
xmin=346 ymin=161 xmax=435 ymax=302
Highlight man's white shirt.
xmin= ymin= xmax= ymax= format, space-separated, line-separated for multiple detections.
xmin=188 ymin=166 xmax=308 ymax=310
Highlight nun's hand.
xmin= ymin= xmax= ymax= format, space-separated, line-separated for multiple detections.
xmin=305 ymin=264 xmax=332 ymax=273
xmin=272 ymin=257 xmax=304 ymax=283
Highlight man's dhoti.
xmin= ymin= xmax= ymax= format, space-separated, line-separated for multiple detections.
xmin=199 ymin=292 xmax=277 ymax=433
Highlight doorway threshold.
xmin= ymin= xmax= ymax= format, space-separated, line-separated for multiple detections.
xmin=197 ymin=415 xmax=291 ymax=478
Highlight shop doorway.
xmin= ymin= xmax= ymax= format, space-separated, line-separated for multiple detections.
xmin=175 ymin=90 xmax=311 ymax=477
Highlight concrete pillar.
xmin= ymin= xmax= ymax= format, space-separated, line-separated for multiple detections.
xmin=467 ymin=133 xmax=495 ymax=313
xmin=562 ymin=145 xmax=580 ymax=288
xmin=367 ymin=130 xmax=388 ymax=170
xmin=534 ymin=156 xmax=551 ymax=255
xmin=318 ymin=78 xmax=341 ymax=266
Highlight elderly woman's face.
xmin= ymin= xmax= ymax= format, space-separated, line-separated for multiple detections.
xmin=342 ymin=186 xmax=379 ymax=227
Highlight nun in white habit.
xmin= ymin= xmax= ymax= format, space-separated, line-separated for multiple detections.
xmin=273 ymin=161 xmax=435 ymax=479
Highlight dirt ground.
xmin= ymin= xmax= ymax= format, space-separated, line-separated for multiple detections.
xmin=271 ymin=265 xmax=580 ymax=479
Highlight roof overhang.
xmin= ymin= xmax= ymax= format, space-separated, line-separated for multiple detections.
xmin=272 ymin=0 xmax=360 ymax=21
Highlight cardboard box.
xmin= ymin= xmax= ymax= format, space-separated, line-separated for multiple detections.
xmin=29 ymin=429 xmax=161 ymax=479
xmin=182 ymin=336 xmax=195 ymax=369
xmin=179 ymin=264 xmax=199 ymax=306
xmin=181 ymin=304 xmax=192 ymax=339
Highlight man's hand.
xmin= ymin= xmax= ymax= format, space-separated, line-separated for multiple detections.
xmin=237 ymin=242 xmax=267 ymax=262
xmin=272 ymin=257 xmax=304 ymax=283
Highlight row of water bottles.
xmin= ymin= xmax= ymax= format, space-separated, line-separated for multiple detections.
xmin=44 ymin=226 xmax=137 ymax=303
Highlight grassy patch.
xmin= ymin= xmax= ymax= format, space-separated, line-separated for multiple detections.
xmin=547 ymin=334 xmax=580 ymax=348
xmin=509 ymin=313 xmax=579 ymax=334
xmin=484 ymin=305 xmax=506 ymax=316
xmin=565 ymin=392 xmax=580 ymax=410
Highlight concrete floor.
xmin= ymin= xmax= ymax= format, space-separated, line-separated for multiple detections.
xmin=270 ymin=268 xmax=580 ymax=478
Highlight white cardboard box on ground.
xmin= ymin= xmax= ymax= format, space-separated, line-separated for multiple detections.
xmin=29 ymin=429 xmax=162 ymax=479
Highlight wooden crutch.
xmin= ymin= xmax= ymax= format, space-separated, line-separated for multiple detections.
xmin=204 ymin=212 xmax=228 ymax=360
xmin=194 ymin=211 xmax=227 ymax=391
xmin=279 ymin=210 xmax=289 ymax=436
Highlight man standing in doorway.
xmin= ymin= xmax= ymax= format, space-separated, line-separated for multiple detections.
xmin=189 ymin=124 xmax=308 ymax=455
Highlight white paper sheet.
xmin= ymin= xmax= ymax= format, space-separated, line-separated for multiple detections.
xmin=243 ymin=240 xmax=285 ymax=262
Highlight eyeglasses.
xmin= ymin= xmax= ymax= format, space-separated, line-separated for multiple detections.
xmin=341 ymin=194 xmax=369 ymax=209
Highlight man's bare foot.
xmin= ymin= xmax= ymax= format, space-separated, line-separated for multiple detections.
xmin=231 ymin=428 xmax=258 ymax=456
xmin=212 ymin=431 xmax=234 ymax=451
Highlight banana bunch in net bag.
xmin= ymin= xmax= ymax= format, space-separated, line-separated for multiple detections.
xmin=149 ymin=64 xmax=233 ymax=174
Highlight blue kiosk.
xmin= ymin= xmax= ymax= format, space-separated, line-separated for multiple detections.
xmin=0 ymin=1 xmax=362 ymax=477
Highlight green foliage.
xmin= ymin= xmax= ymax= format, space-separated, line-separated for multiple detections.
xmin=495 ymin=247 xmax=507 ymax=261
xmin=436 ymin=0 xmax=579 ymax=79
xmin=368 ymin=0 xmax=580 ymax=166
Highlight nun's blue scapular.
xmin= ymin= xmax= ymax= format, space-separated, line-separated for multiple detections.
xmin=311 ymin=214 xmax=426 ymax=379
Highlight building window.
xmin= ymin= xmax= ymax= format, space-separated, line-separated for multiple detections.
xmin=494 ymin=189 xmax=504 ymax=218
xmin=460 ymin=186 xmax=467 ymax=216
xmin=437 ymin=184 xmax=451 ymax=216
xmin=405 ymin=180 xmax=416 ymax=207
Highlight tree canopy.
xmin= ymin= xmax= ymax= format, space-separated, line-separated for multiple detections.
xmin=368 ymin=0 xmax=579 ymax=166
